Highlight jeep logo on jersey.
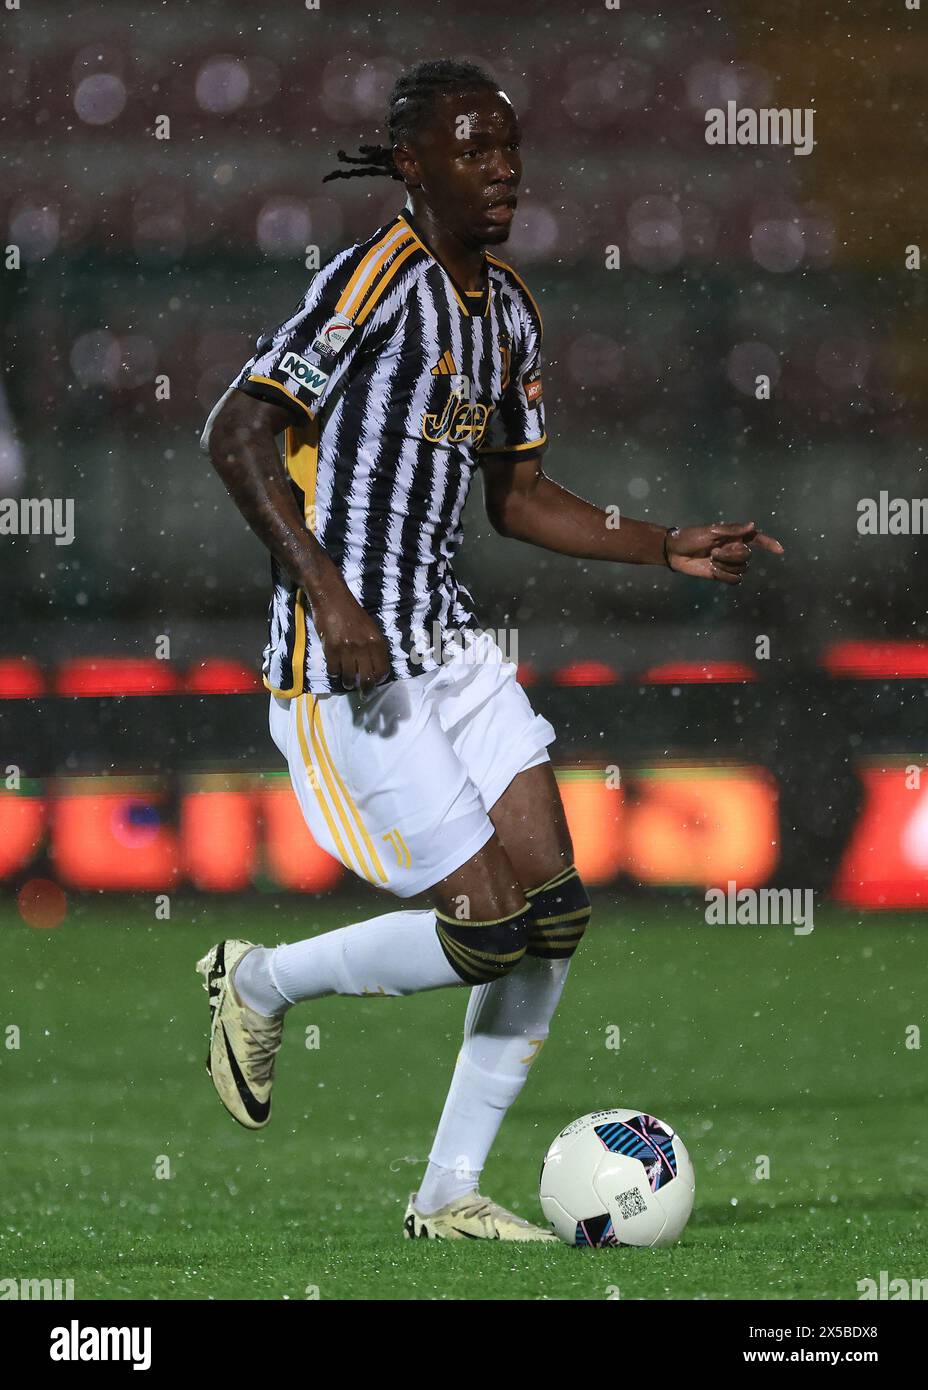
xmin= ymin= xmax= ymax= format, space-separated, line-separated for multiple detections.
xmin=311 ymin=312 xmax=355 ymax=359
xmin=422 ymin=385 xmax=492 ymax=447
xmin=280 ymin=351 xmax=331 ymax=397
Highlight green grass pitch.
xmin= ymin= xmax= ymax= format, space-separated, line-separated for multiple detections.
xmin=1 ymin=895 xmax=924 ymax=1300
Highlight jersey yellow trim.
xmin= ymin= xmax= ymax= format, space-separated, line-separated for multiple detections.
xmin=352 ymin=240 xmax=420 ymax=327
xmin=397 ymin=214 xmax=491 ymax=318
xmin=295 ymin=694 xmax=354 ymax=869
xmin=261 ymin=426 xmax=320 ymax=697
xmin=311 ymin=699 xmax=388 ymax=884
xmin=440 ymin=278 xmax=486 ymax=317
xmin=285 ymin=423 xmax=320 ymax=527
xmin=485 ymin=253 xmax=545 ymax=340
xmin=336 ymin=225 xmax=416 ymax=321
xmin=477 ymin=433 xmax=547 ymax=457
xmin=262 ymin=427 xmax=318 ymax=697
xmin=247 ymin=374 xmax=317 ymax=421
xmin=262 ymin=587 xmax=307 ymax=698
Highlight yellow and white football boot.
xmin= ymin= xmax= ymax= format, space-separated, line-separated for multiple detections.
xmin=196 ymin=939 xmax=283 ymax=1130
xmin=404 ymin=1192 xmax=557 ymax=1242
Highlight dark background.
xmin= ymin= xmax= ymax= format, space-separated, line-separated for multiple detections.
xmin=1 ymin=0 xmax=924 ymax=676
xmin=1 ymin=0 xmax=926 ymax=904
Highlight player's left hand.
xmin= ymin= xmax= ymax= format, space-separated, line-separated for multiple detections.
xmin=666 ymin=521 xmax=784 ymax=584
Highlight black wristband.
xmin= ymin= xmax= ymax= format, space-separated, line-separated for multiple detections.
xmin=663 ymin=526 xmax=680 ymax=569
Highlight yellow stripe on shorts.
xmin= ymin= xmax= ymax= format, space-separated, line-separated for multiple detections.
xmin=295 ymin=694 xmax=354 ymax=870
xmin=305 ymin=695 xmax=388 ymax=886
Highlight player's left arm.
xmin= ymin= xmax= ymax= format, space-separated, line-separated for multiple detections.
xmin=480 ymin=450 xmax=784 ymax=584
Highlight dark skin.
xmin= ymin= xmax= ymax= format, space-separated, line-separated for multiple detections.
xmin=202 ymin=390 xmax=391 ymax=692
xmin=202 ymin=85 xmax=784 ymax=926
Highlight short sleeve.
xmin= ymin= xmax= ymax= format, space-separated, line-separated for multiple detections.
xmin=478 ymin=300 xmax=547 ymax=456
xmin=230 ymin=250 xmax=381 ymax=424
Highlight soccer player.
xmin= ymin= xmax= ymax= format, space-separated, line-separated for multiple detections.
xmin=198 ymin=59 xmax=783 ymax=1241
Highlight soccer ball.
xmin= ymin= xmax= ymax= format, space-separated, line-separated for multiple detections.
xmin=539 ymin=1109 xmax=695 ymax=1247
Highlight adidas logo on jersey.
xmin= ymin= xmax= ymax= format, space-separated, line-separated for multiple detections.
xmin=431 ymin=351 xmax=481 ymax=401
xmin=280 ymin=351 xmax=331 ymax=397
xmin=431 ymin=349 xmax=458 ymax=376
xmin=425 ymin=351 xmax=494 ymax=446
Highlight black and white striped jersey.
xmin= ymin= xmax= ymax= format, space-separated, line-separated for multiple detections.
xmin=230 ymin=206 xmax=547 ymax=697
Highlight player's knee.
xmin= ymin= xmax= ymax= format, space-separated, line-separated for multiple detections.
xmin=434 ymin=903 xmax=531 ymax=985
xmin=525 ymin=865 xmax=591 ymax=960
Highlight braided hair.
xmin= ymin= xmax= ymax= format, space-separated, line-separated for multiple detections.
xmin=322 ymin=58 xmax=500 ymax=184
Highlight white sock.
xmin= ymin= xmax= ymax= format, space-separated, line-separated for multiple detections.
xmin=416 ymin=954 xmax=571 ymax=1214
xmin=234 ymin=909 xmax=463 ymax=1014
xmin=232 ymin=947 xmax=290 ymax=1017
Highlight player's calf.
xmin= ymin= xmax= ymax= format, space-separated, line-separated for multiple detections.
xmin=525 ymin=864 xmax=591 ymax=959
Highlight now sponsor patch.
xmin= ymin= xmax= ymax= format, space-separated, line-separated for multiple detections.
xmin=280 ymin=351 xmax=331 ymax=397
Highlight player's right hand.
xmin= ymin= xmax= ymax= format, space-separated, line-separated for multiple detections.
xmin=309 ymin=585 xmax=391 ymax=692
xmin=666 ymin=521 xmax=784 ymax=585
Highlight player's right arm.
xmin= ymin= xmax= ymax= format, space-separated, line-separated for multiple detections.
xmin=201 ymin=388 xmax=390 ymax=692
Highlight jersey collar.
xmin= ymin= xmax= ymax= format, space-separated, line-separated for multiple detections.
xmin=397 ymin=207 xmax=491 ymax=318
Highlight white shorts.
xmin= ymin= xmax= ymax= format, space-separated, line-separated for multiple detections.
xmin=268 ymin=634 xmax=556 ymax=898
